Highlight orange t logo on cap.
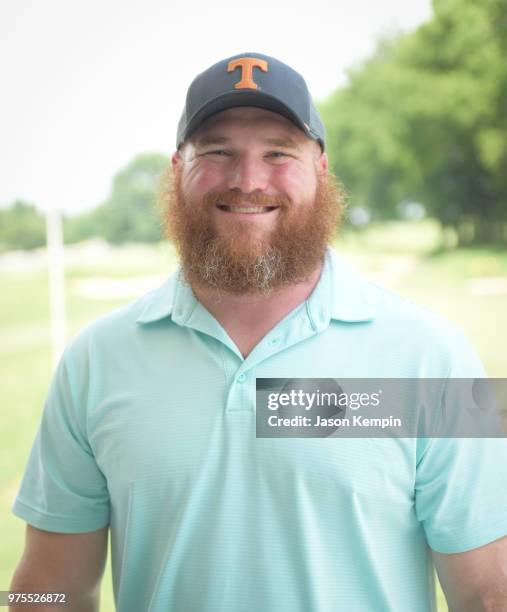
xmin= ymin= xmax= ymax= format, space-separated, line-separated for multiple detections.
xmin=227 ymin=57 xmax=268 ymax=90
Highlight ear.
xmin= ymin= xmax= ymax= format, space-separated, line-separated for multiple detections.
xmin=171 ymin=151 xmax=181 ymax=171
xmin=316 ymin=151 xmax=329 ymax=175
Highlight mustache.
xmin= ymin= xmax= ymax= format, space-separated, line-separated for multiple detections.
xmin=202 ymin=190 xmax=290 ymax=209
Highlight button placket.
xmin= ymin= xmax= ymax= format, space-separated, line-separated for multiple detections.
xmin=225 ymin=369 xmax=255 ymax=413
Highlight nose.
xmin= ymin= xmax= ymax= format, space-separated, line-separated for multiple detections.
xmin=227 ymin=154 xmax=269 ymax=193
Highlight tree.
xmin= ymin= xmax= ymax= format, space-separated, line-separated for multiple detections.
xmin=395 ymin=0 xmax=507 ymax=243
xmin=319 ymin=0 xmax=507 ymax=244
xmin=0 ymin=200 xmax=46 ymax=251
xmin=96 ymin=153 xmax=170 ymax=244
xmin=319 ymin=37 xmax=415 ymax=221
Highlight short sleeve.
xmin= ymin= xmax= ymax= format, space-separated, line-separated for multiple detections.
xmin=415 ymin=436 xmax=507 ymax=553
xmin=12 ymin=341 xmax=110 ymax=533
xmin=415 ymin=328 xmax=507 ymax=553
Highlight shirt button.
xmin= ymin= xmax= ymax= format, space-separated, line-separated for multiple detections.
xmin=237 ymin=373 xmax=246 ymax=383
xmin=270 ymin=337 xmax=280 ymax=346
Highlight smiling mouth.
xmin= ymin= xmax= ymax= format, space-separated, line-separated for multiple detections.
xmin=217 ymin=205 xmax=279 ymax=214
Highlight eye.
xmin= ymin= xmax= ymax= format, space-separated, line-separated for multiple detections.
xmin=198 ymin=149 xmax=234 ymax=163
xmin=266 ymin=151 xmax=292 ymax=163
xmin=205 ymin=149 xmax=232 ymax=157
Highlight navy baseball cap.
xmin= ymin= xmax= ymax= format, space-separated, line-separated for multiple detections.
xmin=176 ymin=52 xmax=326 ymax=150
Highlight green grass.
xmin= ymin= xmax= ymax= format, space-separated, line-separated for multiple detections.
xmin=2 ymin=225 xmax=507 ymax=610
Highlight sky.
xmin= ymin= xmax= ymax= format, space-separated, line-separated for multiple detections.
xmin=0 ymin=0 xmax=432 ymax=215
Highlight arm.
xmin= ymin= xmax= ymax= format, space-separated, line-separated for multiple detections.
xmin=9 ymin=524 xmax=108 ymax=612
xmin=432 ymin=536 xmax=507 ymax=612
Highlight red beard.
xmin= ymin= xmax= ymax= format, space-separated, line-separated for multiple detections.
xmin=161 ymin=169 xmax=344 ymax=295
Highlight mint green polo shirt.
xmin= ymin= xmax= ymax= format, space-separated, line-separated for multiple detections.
xmin=13 ymin=248 xmax=507 ymax=612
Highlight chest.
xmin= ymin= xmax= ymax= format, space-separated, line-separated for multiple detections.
xmin=86 ymin=334 xmax=417 ymax=519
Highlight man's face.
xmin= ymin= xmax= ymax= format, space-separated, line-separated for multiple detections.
xmin=164 ymin=107 xmax=343 ymax=294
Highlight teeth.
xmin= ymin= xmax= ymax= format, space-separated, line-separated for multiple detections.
xmin=220 ymin=205 xmax=273 ymax=214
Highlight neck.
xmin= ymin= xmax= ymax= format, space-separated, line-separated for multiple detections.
xmin=191 ymin=259 xmax=325 ymax=357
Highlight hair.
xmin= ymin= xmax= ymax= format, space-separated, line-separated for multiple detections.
xmin=157 ymin=163 xmax=346 ymax=295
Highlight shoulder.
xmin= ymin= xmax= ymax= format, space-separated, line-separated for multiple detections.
xmin=327 ymin=247 xmax=466 ymax=341
xmin=62 ymin=276 xmax=175 ymax=367
xmin=366 ymin=281 xmax=485 ymax=376
xmin=326 ymin=248 xmax=485 ymax=377
xmin=371 ymin=281 xmax=459 ymax=336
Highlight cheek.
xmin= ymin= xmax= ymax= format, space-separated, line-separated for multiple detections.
xmin=273 ymin=165 xmax=317 ymax=203
xmin=182 ymin=163 xmax=227 ymax=196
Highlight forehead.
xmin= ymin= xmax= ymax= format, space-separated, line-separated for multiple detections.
xmin=191 ymin=107 xmax=310 ymax=145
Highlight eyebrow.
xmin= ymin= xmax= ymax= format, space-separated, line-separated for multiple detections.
xmin=194 ymin=135 xmax=302 ymax=150
xmin=194 ymin=135 xmax=230 ymax=147
xmin=261 ymin=137 xmax=301 ymax=150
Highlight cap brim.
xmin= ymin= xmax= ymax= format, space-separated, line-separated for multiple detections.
xmin=180 ymin=90 xmax=311 ymax=146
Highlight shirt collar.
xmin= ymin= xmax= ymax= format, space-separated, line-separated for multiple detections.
xmin=326 ymin=247 xmax=377 ymax=323
xmin=136 ymin=272 xmax=180 ymax=324
xmin=136 ymin=248 xmax=377 ymax=326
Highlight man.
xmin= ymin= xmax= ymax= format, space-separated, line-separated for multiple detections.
xmin=10 ymin=52 xmax=507 ymax=611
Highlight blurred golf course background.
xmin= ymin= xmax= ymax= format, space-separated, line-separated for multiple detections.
xmin=2 ymin=0 xmax=507 ymax=608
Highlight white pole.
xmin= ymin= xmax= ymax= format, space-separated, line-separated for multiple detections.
xmin=46 ymin=208 xmax=66 ymax=369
